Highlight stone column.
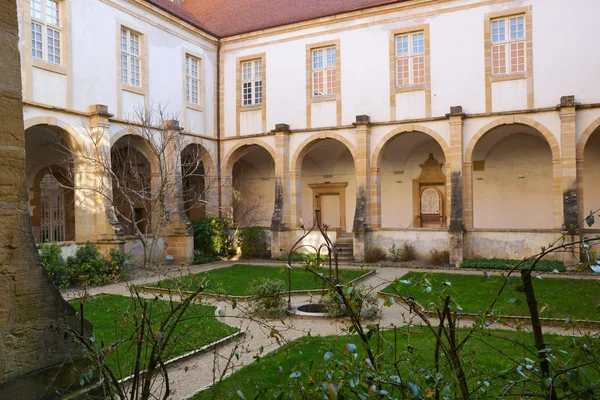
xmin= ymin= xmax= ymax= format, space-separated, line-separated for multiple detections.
xmin=163 ymin=120 xmax=193 ymax=264
xmin=446 ymin=106 xmax=466 ymax=265
xmin=270 ymin=124 xmax=293 ymax=258
xmin=559 ymin=96 xmax=579 ymax=232
xmin=352 ymin=115 xmax=371 ymax=262
xmin=73 ymin=105 xmax=123 ymax=252
xmin=0 ymin=0 xmax=90 ymax=394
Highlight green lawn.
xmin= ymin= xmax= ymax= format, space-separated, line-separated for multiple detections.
xmin=192 ymin=328 xmax=597 ymax=399
xmin=71 ymin=295 xmax=237 ymax=379
xmin=153 ymin=264 xmax=369 ymax=296
xmin=382 ymin=272 xmax=600 ymax=321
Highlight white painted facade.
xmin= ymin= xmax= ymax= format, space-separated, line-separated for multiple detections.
xmin=15 ymin=0 xmax=600 ymax=264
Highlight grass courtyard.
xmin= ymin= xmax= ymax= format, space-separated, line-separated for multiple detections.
xmin=192 ymin=328 xmax=598 ymax=399
xmin=71 ymin=295 xmax=238 ymax=379
xmin=153 ymin=264 xmax=370 ymax=296
xmin=381 ymin=272 xmax=600 ymax=321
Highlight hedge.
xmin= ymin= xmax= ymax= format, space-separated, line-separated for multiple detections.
xmin=461 ymin=258 xmax=566 ymax=272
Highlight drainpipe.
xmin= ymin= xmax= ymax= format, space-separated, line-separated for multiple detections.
xmin=216 ymin=40 xmax=222 ymax=217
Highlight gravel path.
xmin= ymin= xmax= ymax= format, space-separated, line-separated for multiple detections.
xmin=60 ymin=262 xmax=600 ymax=399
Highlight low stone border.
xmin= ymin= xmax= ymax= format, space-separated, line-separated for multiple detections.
xmin=377 ymin=291 xmax=600 ymax=329
xmin=119 ymin=330 xmax=245 ymax=384
xmin=141 ymin=269 xmax=376 ymax=302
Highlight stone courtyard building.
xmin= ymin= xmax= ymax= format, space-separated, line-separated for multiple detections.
xmin=15 ymin=0 xmax=600 ymax=264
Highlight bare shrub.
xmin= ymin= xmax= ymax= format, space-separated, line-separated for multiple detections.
xmin=364 ymin=246 xmax=386 ymax=263
xmin=427 ymin=249 xmax=450 ymax=265
xmin=389 ymin=242 xmax=417 ymax=262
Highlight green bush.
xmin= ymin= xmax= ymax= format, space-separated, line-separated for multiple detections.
xmin=320 ymin=285 xmax=380 ymax=320
xmin=461 ymin=258 xmax=566 ymax=272
xmin=247 ymin=278 xmax=287 ymax=318
xmin=278 ymin=252 xmax=329 ymax=263
xmin=39 ymin=242 xmax=131 ymax=288
xmin=364 ymin=246 xmax=386 ymax=263
xmin=427 ymin=249 xmax=450 ymax=265
xmin=389 ymin=242 xmax=417 ymax=262
xmin=193 ymin=249 xmax=221 ymax=265
xmin=38 ymin=242 xmax=69 ymax=289
xmin=191 ymin=217 xmax=231 ymax=257
xmin=237 ymin=226 xmax=268 ymax=259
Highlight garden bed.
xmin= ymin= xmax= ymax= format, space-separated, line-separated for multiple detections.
xmin=70 ymin=295 xmax=238 ymax=380
xmin=380 ymin=272 xmax=600 ymax=322
xmin=147 ymin=264 xmax=373 ymax=298
xmin=190 ymin=327 xmax=595 ymax=399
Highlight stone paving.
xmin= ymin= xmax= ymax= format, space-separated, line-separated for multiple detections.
xmin=61 ymin=262 xmax=600 ymax=399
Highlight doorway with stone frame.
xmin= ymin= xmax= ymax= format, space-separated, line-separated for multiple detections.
xmin=309 ymin=182 xmax=348 ymax=233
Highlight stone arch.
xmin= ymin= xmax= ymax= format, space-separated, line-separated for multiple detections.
xmin=289 ymin=132 xmax=357 ymax=229
xmin=578 ymin=117 xmax=600 ymax=229
xmin=24 ymin=116 xmax=84 ymax=154
xmin=111 ymin=130 xmax=158 ymax=167
xmin=465 ymin=116 xmax=560 ymax=229
xmin=180 ymin=141 xmax=217 ymax=220
xmin=223 ymin=139 xmax=277 ymax=177
xmin=465 ymin=116 xmax=560 ymax=163
xmin=371 ymin=124 xmax=450 ymax=168
xmin=29 ymin=165 xmax=76 ymax=242
xmin=181 ymin=137 xmax=216 ymax=174
xmin=290 ymin=132 xmax=357 ymax=176
xmin=577 ymin=117 xmax=600 ymax=160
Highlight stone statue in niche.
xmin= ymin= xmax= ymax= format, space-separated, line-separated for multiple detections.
xmin=413 ymin=153 xmax=446 ymax=227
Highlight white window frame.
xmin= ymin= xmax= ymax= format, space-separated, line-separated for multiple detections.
xmin=311 ymin=47 xmax=336 ymax=97
xmin=241 ymin=59 xmax=262 ymax=107
xmin=185 ymin=54 xmax=201 ymax=105
xmin=395 ymin=31 xmax=425 ymax=87
xmin=121 ymin=27 xmax=142 ymax=88
xmin=30 ymin=0 xmax=62 ymax=65
xmin=490 ymin=15 xmax=526 ymax=76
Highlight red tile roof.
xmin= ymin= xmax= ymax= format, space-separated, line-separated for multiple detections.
xmin=145 ymin=0 xmax=217 ymax=36
xmin=147 ymin=0 xmax=405 ymax=38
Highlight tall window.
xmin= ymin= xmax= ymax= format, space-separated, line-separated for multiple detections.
xmin=491 ymin=15 xmax=525 ymax=75
xmin=312 ymin=47 xmax=336 ymax=97
xmin=40 ymin=174 xmax=65 ymax=242
xmin=185 ymin=55 xmax=200 ymax=105
xmin=30 ymin=0 xmax=61 ymax=64
xmin=241 ymin=59 xmax=262 ymax=107
xmin=121 ymin=28 xmax=141 ymax=87
xmin=395 ymin=31 xmax=425 ymax=86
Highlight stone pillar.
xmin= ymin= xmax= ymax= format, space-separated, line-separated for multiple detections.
xmin=352 ymin=115 xmax=371 ymax=262
xmin=559 ymin=96 xmax=579 ymax=232
xmin=270 ymin=124 xmax=294 ymax=258
xmin=0 ymin=0 xmax=90 ymax=395
xmin=446 ymin=106 xmax=465 ymax=266
xmin=73 ymin=105 xmax=123 ymax=252
xmin=163 ymin=120 xmax=193 ymax=264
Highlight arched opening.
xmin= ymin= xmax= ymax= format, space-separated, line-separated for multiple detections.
xmin=230 ymin=145 xmax=275 ymax=228
xmin=111 ymin=135 xmax=153 ymax=236
xmin=181 ymin=144 xmax=207 ymax=221
xmin=471 ymin=124 xmax=553 ymax=229
xmin=378 ymin=132 xmax=447 ymax=228
xmin=25 ymin=125 xmax=75 ymax=242
xmin=298 ymin=138 xmax=355 ymax=233
xmin=583 ymin=128 xmax=600 ymax=229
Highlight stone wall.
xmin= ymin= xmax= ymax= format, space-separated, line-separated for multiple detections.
xmin=0 ymin=0 xmax=88 ymax=396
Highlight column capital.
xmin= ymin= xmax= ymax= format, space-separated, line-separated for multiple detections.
xmin=445 ymin=105 xmax=465 ymax=120
xmin=272 ymin=123 xmax=291 ymax=133
xmin=559 ymin=95 xmax=577 ymax=108
xmin=88 ymin=104 xmax=113 ymax=118
xmin=353 ymin=115 xmax=371 ymax=128
xmin=163 ymin=119 xmax=183 ymax=131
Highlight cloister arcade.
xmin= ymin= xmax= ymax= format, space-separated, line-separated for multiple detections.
xmin=21 ymin=107 xmax=600 ymax=264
